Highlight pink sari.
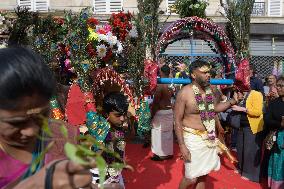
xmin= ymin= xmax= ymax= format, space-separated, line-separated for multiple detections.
xmin=0 ymin=120 xmax=78 ymax=188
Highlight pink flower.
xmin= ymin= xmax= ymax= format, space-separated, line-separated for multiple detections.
xmin=64 ymin=59 xmax=71 ymax=68
xmin=66 ymin=51 xmax=71 ymax=57
xmin=104 ymin=24 xmax=112 ymax=33
xmin=195 ymin=95 xmax=202 ymax=102
xmin=97 ymin=27 xmax=106 ymax=34
xmin=206 ymin=95 xmax=213 ymax=102
xmin=200 ymin=112 xmax=206 ymax=119
xmin=208 ymin=112 xmax=216 ymax=118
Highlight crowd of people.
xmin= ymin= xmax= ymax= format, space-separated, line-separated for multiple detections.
xmin=0 ymin=46 xmax=283 ymax=189
xmin=148 ymin=59 xmax=284 ymax=189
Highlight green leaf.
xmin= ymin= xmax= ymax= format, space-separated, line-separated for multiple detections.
xmin=95 ymin=156 xmax=107 ymax=188
xmin=31 ymin=141 xmax=55 ymax=172
xmin=109 ymin=162 xmax=125 ymax=170
xmin=64 ymin=142 xmax=88 ymax=165
xmin=41 ymin=117 xmax=52 ymax=137
xmin=77 ymin=145 xmax=96 ymax=156
xmin=60 ymin=125 xmax=68 ymax=138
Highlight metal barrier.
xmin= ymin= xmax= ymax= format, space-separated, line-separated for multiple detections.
xmin=161 ymin=54 xmax=284 ymax=79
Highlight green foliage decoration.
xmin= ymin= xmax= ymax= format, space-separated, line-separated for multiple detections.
xmin=220 ymin=0 xmax=255 ymax=59
xmin=174 ymin=0 xmax=208 ymax=18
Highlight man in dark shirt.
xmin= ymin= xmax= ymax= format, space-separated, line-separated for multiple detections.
xmin=249 ymin=64 xmax=264 ymax=95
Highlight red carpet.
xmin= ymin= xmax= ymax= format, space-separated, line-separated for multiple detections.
xmin=123 ymin=143 xmax=268 ymax=189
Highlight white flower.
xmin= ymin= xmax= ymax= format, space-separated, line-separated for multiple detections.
xmin=98 ymin=33 xmax=107 ymax=42
xmin=129 ymin=27 xmax=138 ymax=38
xmin=117 ymin=141 xmax=126 ymax=151
xmin=208 ymin=104 xmax=214 ymax=110
xmin=0 ymin=15 xmax=5 ymax=25
xmin=209 ymin=119 xmax=215 ymax=125
xmin=0 ymin=42 xmax=7 ymax=49
xmin=192 ymin=85 xmax=199 ymax=94
xmin=108 ymin=167 xmax=120 ymax=177
xmin=205 ymin=87 xmax=212 ymax=94
xmin=198 ymin=104 xmax=205 ymax=111
xmin=107 ymin=32 xmax=117 ymax=46
xmin=117 ymin=41 xmax=123 ymax=54
xmin=96 ymin=44 xmax=107 ymax=58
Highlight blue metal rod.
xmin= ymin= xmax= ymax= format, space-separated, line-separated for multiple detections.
xmin=157 ymin=78 xmax=234 ymax=85
xmin=160 ymin=53 xmax=220 ymax=57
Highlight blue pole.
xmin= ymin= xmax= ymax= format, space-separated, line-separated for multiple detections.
xmin=157 ymin=78 xmax=234 ymax=85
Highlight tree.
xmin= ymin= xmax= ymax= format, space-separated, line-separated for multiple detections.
xmin=136 ymin=0 xmax=163 ymax=60
xmin=174 ymin=0 xmax=208 ymax=18
xmin=220 ymin=0 xmax=255 ymax=59
xmin=125 ymin=0 xmax=163 ymax=97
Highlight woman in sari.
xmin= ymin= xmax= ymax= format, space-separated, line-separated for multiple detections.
xmin=265 ymin=76 xmax=284 ymax=189
xmin=0 ymin=47 xmax=93 ymax=189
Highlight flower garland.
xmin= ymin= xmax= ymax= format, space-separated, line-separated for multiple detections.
xmin=108 ymin=12 xmax=132 ymax=42
xmin=192 ymin=85 xmax=216 ymax=141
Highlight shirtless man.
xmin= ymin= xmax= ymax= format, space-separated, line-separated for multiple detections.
xmin=174 ymin=60 xmax=238 ymax=189
xmin=151 ymin=64 xmax=174 ymax=161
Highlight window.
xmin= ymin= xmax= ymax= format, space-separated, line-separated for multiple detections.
xmin=17 ymin=0 xmax=49 ymax=12
xmin=167 ymin=0 xmax=176 ymax=14
xmin=251 ymin=0 xmax=265 ymax=16
xmin=268 ymin=0 xmax=283 ymax=17
xmin=93 ymin=0 xmax=123 ymax=14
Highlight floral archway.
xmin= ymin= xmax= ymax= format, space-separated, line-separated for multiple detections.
xmin=156 ymin=16 xmax=236 ymax=77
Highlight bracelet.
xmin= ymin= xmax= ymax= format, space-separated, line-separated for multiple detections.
xmin=45 ymin=160 xmax=65 ymax=189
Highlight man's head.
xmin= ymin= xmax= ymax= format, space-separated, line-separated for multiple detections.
xmin=276 ymin=76 xmax=284 ymax=97
xmin=160 ymin=64 xmax=170 ymax=78
xmin=249 ymin=64 xmax=256 ymax=77
xmin=176 ymin=62 xmax=187 ymax=72
xmin=267 ymin=74 xmax=277 ymax=86
xmin=158 ymin=57 xmax=166 ymax=65
xmin=103 ymin=92 xmax=129 ymax=127
xmin=0 ymin=47 xmax=56 ymax=147
xmin=189 ymin=60 xmax=211 ymax=87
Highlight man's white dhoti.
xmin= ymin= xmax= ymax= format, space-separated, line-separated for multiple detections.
xmin=183 ymin=127 xmax=220 ymax=179
xmin=151 ymin=109 xmax=173 ymax=156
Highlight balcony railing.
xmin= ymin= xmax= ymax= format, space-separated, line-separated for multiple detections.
xmin=251 ymin=2 xmax=265 ymax=16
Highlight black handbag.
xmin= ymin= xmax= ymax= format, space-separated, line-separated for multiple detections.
xmin=227 ymin=110 xmax=241 ymax=129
